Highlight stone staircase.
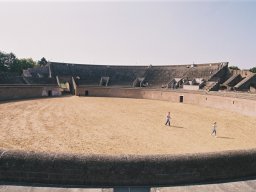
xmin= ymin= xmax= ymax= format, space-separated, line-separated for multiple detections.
xmin=204 ymin=81 xmax=219 ymax=91
xmin=234 ymin=74 xmax=256 ymax=90
xmin=222 ymin=74 xmax=242 ymax=87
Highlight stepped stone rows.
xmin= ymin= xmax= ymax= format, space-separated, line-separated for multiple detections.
xmin=43 ymin=62 xmax=228 ymax=90
xmin=1 ymin=61 xmax=255 ymax=92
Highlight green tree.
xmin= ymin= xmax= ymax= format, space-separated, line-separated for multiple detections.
xmin=0 ymin=52 xmax=8 ymax=71
xmin=10 ymin=58 xmax=36 ymax=75
xmin=38 ymin=57 xmax=48 ymax=66
xmin=0 ymin=51 xmax=37 ymax=74
xmin=0 ymin=51 xmax=16 ymax=72
xmin=229 ymin=66 xmax=240 ymax=70
xmin=249 ymin=67 xmax=256 ymax=73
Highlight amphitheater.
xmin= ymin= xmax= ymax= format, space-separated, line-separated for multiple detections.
xmin=0 ymin=62 xmax=256 ymax=192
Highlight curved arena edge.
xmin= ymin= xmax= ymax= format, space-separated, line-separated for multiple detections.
xmin=0 ymin=85 xmax=256 ymax=187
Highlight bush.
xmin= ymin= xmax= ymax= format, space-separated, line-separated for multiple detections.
xmin=249 ymin=67 xmax=256 ymax=73
xmin=229 ymin=66 xmax=240 ymax=70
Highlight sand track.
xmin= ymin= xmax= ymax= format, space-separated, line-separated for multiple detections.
xmin=0 ymin=96 xmax=256 ymax=155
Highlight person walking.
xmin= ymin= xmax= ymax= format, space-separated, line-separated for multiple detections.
xmin=211 ymin=122 xmax=217 ymax=137
xmin=165 ymin=112 xmax=171 ymax=126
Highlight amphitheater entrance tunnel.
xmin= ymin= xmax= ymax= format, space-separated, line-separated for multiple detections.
xmin=85 ymin=90 xmax=89 ymax=96
xmin=179 ymin=95 xmax=183 ymax=103
xmin=48 ymin=90 xmax=52 ymax=97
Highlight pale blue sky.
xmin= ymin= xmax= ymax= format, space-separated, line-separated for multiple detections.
xmin=0 ymin=0 xmax=255 ymax=69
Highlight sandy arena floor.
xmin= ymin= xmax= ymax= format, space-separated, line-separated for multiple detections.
xmin=0 ymin=96 xmax=256 ymax=155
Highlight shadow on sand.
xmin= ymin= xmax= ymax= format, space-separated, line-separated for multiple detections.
xmin=170 ymin=125 xmax=185 ymax=129
xmin=216 ymin=136 xmax=235 ymax=139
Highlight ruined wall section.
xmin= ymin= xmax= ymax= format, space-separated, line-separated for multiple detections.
xmin=0 ymin=85 xmax=61 ymax=101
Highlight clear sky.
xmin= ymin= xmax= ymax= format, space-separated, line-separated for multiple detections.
xmin=0 ymin=0 xmax=256 ymax=69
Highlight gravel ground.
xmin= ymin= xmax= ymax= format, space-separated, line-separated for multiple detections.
xmin=0 ymin=96 xmax=255 ymax=155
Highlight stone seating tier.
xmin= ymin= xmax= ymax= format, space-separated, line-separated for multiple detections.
xmin=22 ymin=77 xmax=57 ymax=85
xmin=144 ymin=66 xmax=190 ymax=87
xmin=184 ymin=64 xmax=220 ymax=81
xmin=32 ymin=62 xmax=224 ymax=87
xmin=26 ymin=66 xmax=49 ymax=77
xmin=0 ymin=73 xmax=26 ymax=84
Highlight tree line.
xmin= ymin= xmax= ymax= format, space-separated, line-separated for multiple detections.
xmin=0 ymin=51 xmax=47 ymax=75
xmin=229 ymin=66 xmax=256 ymax=73
xmin=1 ymin=50 xmax=256 ymax=75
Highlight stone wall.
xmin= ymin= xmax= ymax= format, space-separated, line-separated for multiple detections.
xmin=0 ymin=85 xmax=61 ymax=101
xmin=1 ymin=149 xmax=256 ymax=187
xmin=183 ymin=85 xmax=200 ymax=90
xmin=77 ymin=87 xmax=256 ymax=116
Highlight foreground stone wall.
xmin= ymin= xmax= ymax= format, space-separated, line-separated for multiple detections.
xmin=1 ymin=149 xmax=256 ymax=187
xmin=0 ymin=85 xmax=61 ymax=101
xmin=77 ymin=87 xmax=256 ymax=117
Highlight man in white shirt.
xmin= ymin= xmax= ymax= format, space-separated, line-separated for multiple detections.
xmin=165 ymin=112 xmax=171 ymax=126
xmin=211 ymin=122 xmax=217 ymax=137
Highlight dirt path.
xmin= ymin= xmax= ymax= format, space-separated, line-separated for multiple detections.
xmin=0 ymin=96 xmax=256 ymax=155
